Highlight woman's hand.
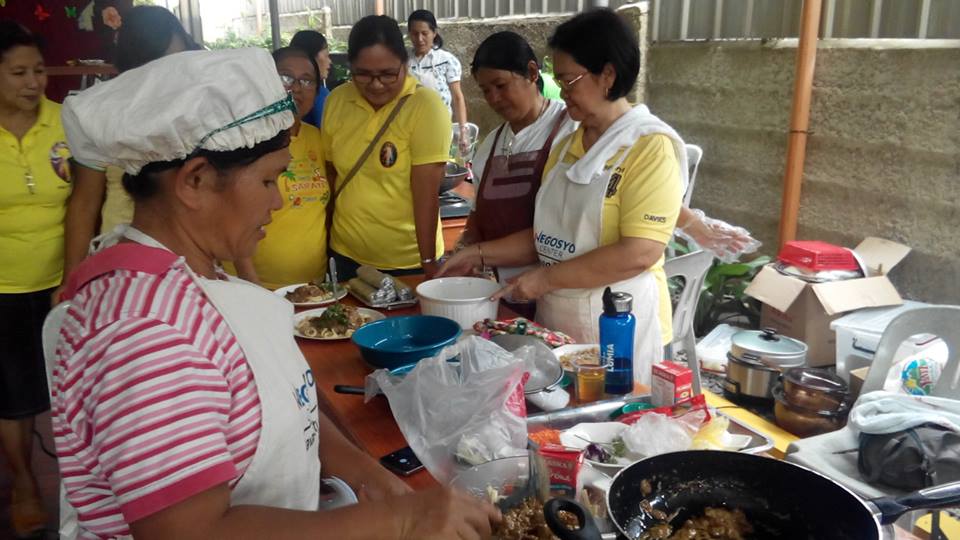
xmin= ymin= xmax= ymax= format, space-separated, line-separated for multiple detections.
xmin=458 ymin=124 xmax=471 ymax=156
xmin=436 ymin=244 xmax=481 ymax=278
xmin=350 ymin=462 xmax=412 ymax=503
xmin=422 ymin=260 xmax=440 ymax=280
xmin=491 ymin=266 xmax=553 ymax=303
xmin=397 ymin=486 xmax=501 ymax=540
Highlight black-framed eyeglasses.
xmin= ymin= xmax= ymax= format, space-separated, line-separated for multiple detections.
xmin=279 ymin=74 xmax=317 ymax=89
xmin=352 ymin=69 xmax=401 ymax=85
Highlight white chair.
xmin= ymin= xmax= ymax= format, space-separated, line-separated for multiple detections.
xmin=41 ymin=302 xmax=80 ymax=540
xmin=787 ymin=306 xmax=960 ymax=500
xmin=664 ymin=250 xmax=714 ymax=395
xmin=683 ymin=143 xmax=703 ymax=207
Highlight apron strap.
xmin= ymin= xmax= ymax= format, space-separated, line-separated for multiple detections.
xmin=62 ymin=243 xmax=178 ymax=300
xmin=532 ymin=110 xmax=570 ymax=184
xmin=478 ymin=123 xmax=506 ymax=188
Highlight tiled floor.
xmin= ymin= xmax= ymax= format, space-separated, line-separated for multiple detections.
xmin=0 ymin=412 xmax=60 ymax=540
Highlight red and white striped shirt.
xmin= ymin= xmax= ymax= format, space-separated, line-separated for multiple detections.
xmin=52 ymin=260 xmax=261 ymax=538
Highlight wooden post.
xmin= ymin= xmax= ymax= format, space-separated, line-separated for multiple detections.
xmin=778 ymin=0 xmax=822 ymax=248
xmin=375 ymin=0 xmax=385 ymax=15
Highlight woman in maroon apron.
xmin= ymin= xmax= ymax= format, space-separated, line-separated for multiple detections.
xmin=460 ymin=32 xmax=576 ymax=318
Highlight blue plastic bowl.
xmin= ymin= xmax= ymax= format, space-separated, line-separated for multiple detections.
xmin=351 ymin=315 xmax=462 ymax=370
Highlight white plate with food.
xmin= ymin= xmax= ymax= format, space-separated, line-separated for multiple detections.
xmin=293 ymin=304 xmax=385 ymax=340
xmin=552 ymin=343 xmax=601 ymax=372
xmin=275 ymin=282 xmax=348 ymax=306
xmin=559 ymin=422 xmax=635 ymax=471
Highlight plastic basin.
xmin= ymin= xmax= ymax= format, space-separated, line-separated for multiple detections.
xmin=351 ymin=315 xmax=461 ymax=370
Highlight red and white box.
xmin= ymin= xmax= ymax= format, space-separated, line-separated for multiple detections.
xmin=651 ymin=361 xmax=693 ymax=407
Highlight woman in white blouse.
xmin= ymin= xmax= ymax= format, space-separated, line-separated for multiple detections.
xmin=407 ymin=9 xmax=469 ymax=145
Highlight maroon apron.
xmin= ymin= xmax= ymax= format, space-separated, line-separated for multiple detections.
xmin=473 ymin=112 xmax=567 ymax=319
xmin=474 ymin=112 xmax=568 ymax=242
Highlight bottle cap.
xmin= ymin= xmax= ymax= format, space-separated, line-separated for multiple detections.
xmin=602 ymin=287 xmax=633 ymax=315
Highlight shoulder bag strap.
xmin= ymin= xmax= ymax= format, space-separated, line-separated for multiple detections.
xmin=326 ymin=92 xmax=415 ymax=246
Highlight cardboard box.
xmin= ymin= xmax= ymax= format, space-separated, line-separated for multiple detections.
xmin=745 ymin=237 xmax=910 ymax=367
xmin=849 ymin=366 xmax=869 ymax=400
xmin=651 ymin=361 xmax=693 ymax=407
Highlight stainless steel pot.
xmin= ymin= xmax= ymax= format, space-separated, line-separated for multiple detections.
xmin=723 ymin=328 xmax=807 ymax=400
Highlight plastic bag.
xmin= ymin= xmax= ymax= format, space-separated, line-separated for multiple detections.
xmin=620 ymin=413 xmax=693 ymax=457
xmin=676 ymin=208 xmax=761 ymax=263
xmin=366 ymin=336 xmax=529 ymax=483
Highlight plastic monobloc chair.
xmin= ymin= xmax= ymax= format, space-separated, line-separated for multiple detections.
xmin=41 ymin=302 xmax=81 ymax=540
xmin=664 ymin=249 xmax=714 ymax=395
xmin=787 ymin=306 xmax=960 ymax=493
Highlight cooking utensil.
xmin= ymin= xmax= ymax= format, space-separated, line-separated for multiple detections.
xmin=490 ymin=334 xmax=564 ymax=395
xmin=329 ymin=257 xmax=339 ymax=298
xmin=773 ymin=384 xmax=849 ymax=437
xmin=544 ymin=450 xmax=960 ymax=540
xmin=439 ymin=162 xmax=469 ymax=194
xmin=724 ymin=328 xmax=808 ymax=400
xmin=449 ymin=451 xmax=549 ymax=513
xmin=416 ymin=277 xmax=500 ymax=330
xmin=782 ymin=366 xmax=849 ymax=412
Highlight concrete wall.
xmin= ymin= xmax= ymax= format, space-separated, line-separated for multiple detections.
xmin=647 ymin=39 xmax=960 ymax=303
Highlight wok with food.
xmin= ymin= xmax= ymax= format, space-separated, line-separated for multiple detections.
xmin=294 ymin=304 xmax=383 ymax=340
xmin=542 ymin=450 xmax=960 ymax=540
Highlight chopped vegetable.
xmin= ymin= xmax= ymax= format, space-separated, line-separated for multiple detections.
xmin=529 ymin=429 xmax=562 ymax=447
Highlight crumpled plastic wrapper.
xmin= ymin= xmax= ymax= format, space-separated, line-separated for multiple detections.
xmin=621 ymin=413 xmax=693 ymax=457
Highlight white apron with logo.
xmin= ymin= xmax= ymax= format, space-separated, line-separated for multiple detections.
xmin=533 ymin=138 xmax=663 ymax=386
xmin=64 ymin=226 xmax=322 ymax=538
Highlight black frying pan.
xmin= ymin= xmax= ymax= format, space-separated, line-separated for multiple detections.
xmin=544 ymin=450 xmax=960 ymax=540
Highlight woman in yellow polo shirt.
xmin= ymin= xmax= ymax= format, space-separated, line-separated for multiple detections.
xmin=440 ymin=10 xmax=685 ymax=385
xmin=228 ymin=47 xmax=330 ymax=289
xmin=321 ymin=15 xmax=451 ymax=280
xmin=0 ymin=21 xmax=70 ymax=536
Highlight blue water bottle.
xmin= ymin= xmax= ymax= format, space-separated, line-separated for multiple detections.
xmin=601 ymin=287 xmax=636 ymax=395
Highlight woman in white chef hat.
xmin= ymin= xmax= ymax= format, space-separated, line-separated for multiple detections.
xmin=54 ymin=48 xmax=499 ymax=540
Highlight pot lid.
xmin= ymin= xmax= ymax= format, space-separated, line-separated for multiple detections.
xmin=784 ymin=367 xmax=848 ymax=395
xmin=730 ymin=328 xmax=808 ymax=363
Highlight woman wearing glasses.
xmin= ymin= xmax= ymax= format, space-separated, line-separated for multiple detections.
xmin=456 ymin=32 xmax=576 ymax=317
xmin=321 ymin=15 xmax=451 ymax=280
xmin=0 ymin=20 xmax=68 ymax=536
xmin=227 ymin=47 xmax=330 ymax=289
xmin=441 ymin=9 xmax=686 ymax=385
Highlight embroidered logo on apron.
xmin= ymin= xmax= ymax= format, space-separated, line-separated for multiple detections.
xmin=606 ymin=171 xmax=623 ymax=198
xmin=49 ymin=141 xmax=71 ymax=182
xmin=380 ymin=141 xmax=398 ymax=168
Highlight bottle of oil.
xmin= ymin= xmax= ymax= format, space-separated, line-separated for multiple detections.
xmin=600 ymin=287 xmax=635 ymax=395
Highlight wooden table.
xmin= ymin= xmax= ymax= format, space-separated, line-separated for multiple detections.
xmin=298 ymin=275 xmax=454 ymax=491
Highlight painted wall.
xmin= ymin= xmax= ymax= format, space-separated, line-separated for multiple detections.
xmin=646 ymin=39 xmax=960 ymax=303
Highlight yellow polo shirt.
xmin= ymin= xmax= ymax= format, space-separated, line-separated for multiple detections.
xmin=0 ymin=97 xmax=72 ymax=293
xmin=320 ymin=75 xmax=450 ymax=269
xmin=222 ymin=123 xmax=330 ymax=289
xmin=542 ymin=131 xmax=682 ymax=345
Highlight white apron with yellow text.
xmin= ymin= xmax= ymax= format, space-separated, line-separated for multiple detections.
xmin=533 ymin=139 xmax=663 ymax=386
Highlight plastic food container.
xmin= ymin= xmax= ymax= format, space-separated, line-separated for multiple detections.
xmin=782 ymin=367 xmax=849 ymax=412
xmin=772 ymin=384 xmax=848 ymax=438
xmin=416 ymin=277 xmax=500 ymax=330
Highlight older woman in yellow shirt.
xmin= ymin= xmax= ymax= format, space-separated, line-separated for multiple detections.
xmin=0 ymin=20 xmax=70 ymax=536
xmin=321 ymin=15 xmax=451 ymax=280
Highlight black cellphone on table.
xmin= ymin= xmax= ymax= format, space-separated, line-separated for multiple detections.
xmin=380 ymin=446 xmax=424 ymax=476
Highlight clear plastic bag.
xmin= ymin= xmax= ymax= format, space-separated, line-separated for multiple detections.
xmin=365 ymin=336 xmax=529 ymax=483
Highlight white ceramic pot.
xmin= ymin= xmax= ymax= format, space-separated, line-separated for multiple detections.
xmin=416 ymin=277 xmax=500 ymax=330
